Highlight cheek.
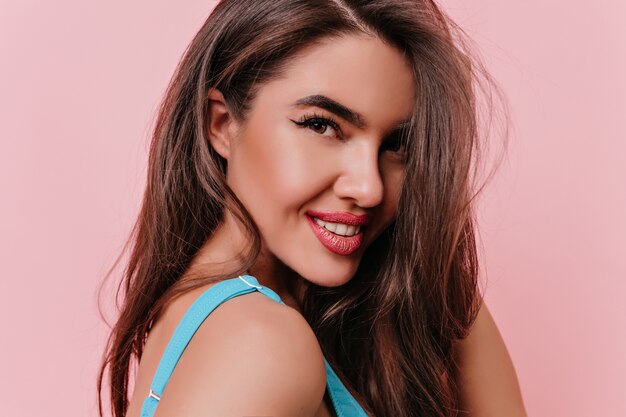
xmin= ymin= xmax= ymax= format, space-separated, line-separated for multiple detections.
xmin=229 ymin=121 xmax=327 ymax=215
xmin=380 ymin=163 xmax=404 ymax=218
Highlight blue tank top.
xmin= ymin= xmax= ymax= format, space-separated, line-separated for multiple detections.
xmin=140 ymin=274 xmax=369 ymax=417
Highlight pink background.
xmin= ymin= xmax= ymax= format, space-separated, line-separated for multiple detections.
xmin=1 ymin=1 xmax=624 ymax=416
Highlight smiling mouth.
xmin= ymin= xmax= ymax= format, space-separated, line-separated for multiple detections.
xmin=305 ymin=214 xmax=365 ymax=256
xmin=311 ymin=216 xmax=363 ymax=236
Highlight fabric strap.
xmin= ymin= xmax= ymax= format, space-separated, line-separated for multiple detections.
xmin=139 ymin=274 xmax=368 ymax=417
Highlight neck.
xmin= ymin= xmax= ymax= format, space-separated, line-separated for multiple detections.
xmin=248 ymin=250 xmax=307 ymax=314
xmin=185 ymin=208 xmax=307 ymax=314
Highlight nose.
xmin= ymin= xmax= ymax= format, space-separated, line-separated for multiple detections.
xmin=333 ymin=146 xmax=385 ymax=208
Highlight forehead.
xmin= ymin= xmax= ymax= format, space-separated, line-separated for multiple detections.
xmin=254 ymin=34 xmax=416 ymax=128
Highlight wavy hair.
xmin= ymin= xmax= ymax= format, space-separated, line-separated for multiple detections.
xmin=97 ymin=1 xmax=509 ymax=416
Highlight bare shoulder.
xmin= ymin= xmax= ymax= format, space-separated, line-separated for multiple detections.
xmin=151 ymin=289 xmax=327 ymax=417
xmin=452 ymin=301 xmax=528 ymax=417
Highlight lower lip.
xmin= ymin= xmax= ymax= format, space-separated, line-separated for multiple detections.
xmin=305 ymin=215 xmax=364 ymax=256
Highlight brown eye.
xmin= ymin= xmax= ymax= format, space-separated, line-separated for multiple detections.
xmin=308 ymin=119 xmax=332 ymax=135
xmin=380 ymin=133 xmax=405 ymax=154
xmin=292 ymin=113 xmax=342 ymax=139
xmin=381 ymin=137 xmax=401 ymax=153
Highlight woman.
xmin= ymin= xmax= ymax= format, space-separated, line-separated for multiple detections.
xmin=98 ymin=0 xmax=527 ymax=416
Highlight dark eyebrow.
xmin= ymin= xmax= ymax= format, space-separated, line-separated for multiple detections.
xmin=291 ymin=94 xmax=412 ymax=131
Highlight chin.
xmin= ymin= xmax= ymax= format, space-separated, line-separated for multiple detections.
xmin=300 ymin=262 xmax=358 ymax=288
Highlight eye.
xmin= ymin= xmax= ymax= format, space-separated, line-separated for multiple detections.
xmin=292 ymin=112 xmax=342 ymax=139
xmin=380 ymin=131 xmax=407 ymax=157
xmin=381 ymin=136 xmax=402 ymax=153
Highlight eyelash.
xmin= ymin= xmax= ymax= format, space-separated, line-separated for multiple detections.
xmin=293 ymin=112 xmax=407 ymax=156
xmin=294 ymin=112 xmax=342 ymax=138
xmin=381 ymin=132 xmax=404 ymax=154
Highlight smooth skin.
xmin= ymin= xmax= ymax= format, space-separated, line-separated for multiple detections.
xmin=125 ymin=34 xmax=526 ymax=417
xmin=453 ymin=302 xmax=528 ymax=417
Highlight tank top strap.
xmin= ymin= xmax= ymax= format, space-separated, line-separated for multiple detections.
xmin=139 ymin=274 xmax=369 ymax=417
xmin=324 ymin=358 xmax=370 ymax=417
xmin=140 ymin=274 xmax=284 ymax=417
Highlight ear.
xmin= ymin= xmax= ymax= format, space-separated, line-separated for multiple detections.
xmin=206 ymin=88 xmax=239 ymax=159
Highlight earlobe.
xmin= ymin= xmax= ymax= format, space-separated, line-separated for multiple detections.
xmin=206 ymin=88 xmax=237 ymax=160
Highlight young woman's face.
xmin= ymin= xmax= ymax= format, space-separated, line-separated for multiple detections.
xmin=224 ymin=34 xmax=415 ymax=287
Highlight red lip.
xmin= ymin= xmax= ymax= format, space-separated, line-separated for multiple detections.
xmin=305 ymin=210 xmax=372 ymax=226
xmin=306 ymin=214 xmax=364 ymax=256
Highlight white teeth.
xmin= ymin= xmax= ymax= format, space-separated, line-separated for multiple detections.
xmin=335 ymin=223 xmax=347 ymax=236
xmin=325 ymin=222 xmax=338 ymax=233
xmin=313 ymin=217 xmax=362 ymax=237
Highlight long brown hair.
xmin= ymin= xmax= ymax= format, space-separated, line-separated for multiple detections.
xmin=97 ymin=1 xmax=509 ymax=416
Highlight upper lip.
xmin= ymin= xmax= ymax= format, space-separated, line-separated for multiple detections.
xmin=306 ymin=210 xmax=372 ymax=226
